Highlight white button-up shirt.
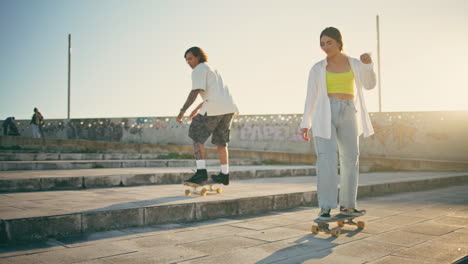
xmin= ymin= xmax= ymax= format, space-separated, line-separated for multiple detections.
xmin=300 ymin=56 xmax=376 ymax=139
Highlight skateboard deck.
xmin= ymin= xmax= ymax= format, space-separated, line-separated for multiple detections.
xmin=311 ymin=210 xmax=367 ymax=237
xmin=183 ymin=180 xmax=223 ymax=196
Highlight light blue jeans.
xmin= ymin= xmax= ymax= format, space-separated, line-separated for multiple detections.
xmin=314 ymin=97 xmax=359 ymax=210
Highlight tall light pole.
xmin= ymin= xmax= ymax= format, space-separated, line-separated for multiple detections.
xmin=67 ymin=34 xmax=72 ymax=119
xmin=376 ymin=15 xmax=382 ymax=112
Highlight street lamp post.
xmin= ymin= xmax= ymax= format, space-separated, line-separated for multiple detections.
xmin=376 ymin=15 xmax=382 ymax=112
xmin=67 ymin=34 xmax=71 ymax=119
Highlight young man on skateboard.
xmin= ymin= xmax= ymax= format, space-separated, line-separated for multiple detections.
xmin=176 ymin=47 xmax=238 ymax=186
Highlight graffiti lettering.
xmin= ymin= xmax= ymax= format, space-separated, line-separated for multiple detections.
xmin=372 ymin=124 xmax=417 ymax=149
xmin=240 ymin=126 xmax=302 ymax=141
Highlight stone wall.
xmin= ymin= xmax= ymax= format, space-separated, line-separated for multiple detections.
xmin=2 ymin=111 xmax=467 ymax=161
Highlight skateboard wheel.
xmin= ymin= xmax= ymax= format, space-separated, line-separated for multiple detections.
xmin=357 ymin=221 xmax=366 ymax=229
xmin=185 ymin=189 xmax=191 ymax=196
xmin=331 ymin=228 xmax=341 ymax=237
xmin=201 ymin=188 xmax=208 ymax=196
xmin=337 ymin=220 xmax=345 ymax=227
xmin=311 ymin=225 xmax=320 ymax=234
xmin=216 ymin=188 xmax=223 ymax=194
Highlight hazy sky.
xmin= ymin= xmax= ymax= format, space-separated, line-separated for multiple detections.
xmin=1 ymin=0 xmax=467 ymax=120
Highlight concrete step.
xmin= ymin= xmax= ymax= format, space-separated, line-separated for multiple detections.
xmin=1 ymin=171 xmax=467 ymax=244
xmin=0 ymin=158 xmax=256 ymax=171
xmin=0 ymin=165 xmax=315 ymax=192
xmin=3 ymin=137 xmax=468 ymax=173
xmin=0 ymin=153 xmax=165 ymax=161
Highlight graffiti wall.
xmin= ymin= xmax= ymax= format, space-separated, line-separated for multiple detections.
xmin=2 ymin=111 xmax=467 ymax=161
xmin=361 ymin=111 xmax=468 ymax=161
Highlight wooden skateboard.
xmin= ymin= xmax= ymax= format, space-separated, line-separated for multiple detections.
xmin=311 ymin=210 xmax=367 ymax=237
xmin=183 ymin=180 xmax=223 ymax=196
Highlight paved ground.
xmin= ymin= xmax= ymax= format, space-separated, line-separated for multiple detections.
xmin=1 ymin=184 xmax=467 ymax=264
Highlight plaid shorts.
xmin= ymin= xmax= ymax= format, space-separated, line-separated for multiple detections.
xmin=189 ymin=113 xmax=234 ymax=147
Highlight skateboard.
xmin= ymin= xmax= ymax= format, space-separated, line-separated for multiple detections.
xmin=183 ymin=180 xmax=223 ymax=196
xmin=311 ymin=210 xmax=367 ymax=237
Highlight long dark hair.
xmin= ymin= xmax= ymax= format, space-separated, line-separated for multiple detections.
xmin=184 ymin=47 xmax=208 ymax=63
xmin=320 ymin=27 xmax=344 ymax=51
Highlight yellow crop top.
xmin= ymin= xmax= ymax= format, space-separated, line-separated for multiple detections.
xmin=326 ymin=69 xmax=355 ymax=95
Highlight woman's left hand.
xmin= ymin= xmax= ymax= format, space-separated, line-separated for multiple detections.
xmin=360 ymin=53 xmax=372 ymax=64
xmin=301 ymin=128 xmax=310 ymax=142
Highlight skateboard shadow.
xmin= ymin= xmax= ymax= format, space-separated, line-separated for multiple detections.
xmin=312 ymin=225 xmax=365 ymax=238
xmin=255 ymin=234 xmax=337 ymax=264
xmin=255 ymin=227 xmax=364 ymax=263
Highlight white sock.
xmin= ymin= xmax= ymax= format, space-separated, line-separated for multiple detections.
xmin=196 ymin=160 xmax=206 ymax=170
xmin=221 ymin=164 xmax=229 ymax=174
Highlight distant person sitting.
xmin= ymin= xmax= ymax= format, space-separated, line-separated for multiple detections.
xmin=30 ymin=108 xmax=44 ymax=138
xmin=2 ymin=117 xmax=20 ymax=136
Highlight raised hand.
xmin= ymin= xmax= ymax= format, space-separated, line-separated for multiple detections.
xmin=360 ymin=53 xmax=372 ymax=64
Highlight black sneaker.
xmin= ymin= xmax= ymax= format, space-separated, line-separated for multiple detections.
xmin=340 ymin=207 xmax=365 ymax=216
xmin=318 ymin=208 xmax=331 ymax=220
xmin=211 ymin=172 xmax=229 ymax=185
xmin=184 ymin=169 xmax=208 ymax=186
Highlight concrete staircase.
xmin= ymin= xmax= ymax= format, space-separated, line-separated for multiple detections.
xmin=0 ymin=142 xmax=320 ymax=244
xmin=1 ymin=172 xmax=468 ymax=244
xmin=1 ymin=137 xmax=468 ymax=244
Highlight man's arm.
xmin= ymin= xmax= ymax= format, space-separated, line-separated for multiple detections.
xmin=189 ymin=102 xmax=204 ymax=120
xmin=176 ymin=89 xmax=202 ymax=123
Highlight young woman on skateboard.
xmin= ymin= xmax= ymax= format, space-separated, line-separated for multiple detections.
xmin=300 ymin=27 xmax=376 ymax=220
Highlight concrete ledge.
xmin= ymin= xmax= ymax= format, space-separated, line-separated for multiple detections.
xmin=0 ymin=153 xmax=165 ymax=162
xmin=358 ymin=175 xmax=468 ymax=198
xmin=41 ymin=177 xmax=83 ymax=191
xmin=120 ymin=173 xmax=161 ymax=186
xmin=0 ymin=178 xmax=41 ymax=192
xmin=0 ymin=136 xmax=184 ymax=154
xmin=1 ymin=173 xmax=467 ymax=244
xmin=82 ymin=208 xmax=144 ymax=233
xmin=2 ymin=155 xmax=467 ymax=174
xmin=2 ymin=214 xmax=82 ymax=243
xmin=360 ymin=156 xmax=468 ymax=172
xmin=195 ymin=200 xmax=239 ymax=220
xmin=0 ymin=166 xmax=315 ymax=192
xmin=84 ymin=175 xmax=121 ymax=188
xmin=146 ymin=204 xmax=196 ymax=225
xmin=0 ymin=159 xmax=256 ymax=171
xmin=239 ymin=196 xmax=274 ymax=215
xmin=2 ymin=136 xmax=468 ymax=172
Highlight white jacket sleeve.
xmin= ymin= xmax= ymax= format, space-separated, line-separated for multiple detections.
xmin=300 ymin=66 xmax=319 ymax=129
xmin=359 ymin=62 xmax=377 ymax=90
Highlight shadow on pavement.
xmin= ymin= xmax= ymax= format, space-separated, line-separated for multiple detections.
xmin=255 ymin=229 xmax=364 ymax=264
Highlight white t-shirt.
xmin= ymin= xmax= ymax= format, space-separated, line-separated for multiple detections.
xmin=192 ymin=63 xmax=239 ymax=116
